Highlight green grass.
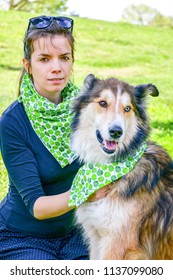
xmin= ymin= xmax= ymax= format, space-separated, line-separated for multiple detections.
xmin=0 ymin=11 xmax=173 ymax=200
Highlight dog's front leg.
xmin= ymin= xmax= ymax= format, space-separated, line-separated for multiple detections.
xmin=90 ymin=247 xmax=99 ymax=260
xmin=89 ymin=234 xmax=102 ymax=260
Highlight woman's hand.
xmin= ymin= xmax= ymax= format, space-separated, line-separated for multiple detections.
xmin=86 ymin=185 xmax=111 ymax=202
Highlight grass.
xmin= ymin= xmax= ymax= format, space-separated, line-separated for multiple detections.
xmin=0 ymin=11 xmax=173 ymax=200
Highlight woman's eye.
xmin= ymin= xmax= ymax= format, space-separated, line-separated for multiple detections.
xmin=98 ymin=100 xmax=108 ymax=108
xmin=61 ymin=56 xmax=70 ymax=61
xmin=125 ymin=106 xmax=131 ymax=112
xmin=40 ymin=57 xmax=49 ymax=62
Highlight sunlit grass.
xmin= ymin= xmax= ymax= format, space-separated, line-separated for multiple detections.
xmin=0 ymin=11 xmax=173 ymax=200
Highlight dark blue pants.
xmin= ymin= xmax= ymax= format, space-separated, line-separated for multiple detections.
xmin=0 ymin=222 xmax=89 ymax=260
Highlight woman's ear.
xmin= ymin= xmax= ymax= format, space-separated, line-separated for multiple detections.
xmin=22 ymin=58 xmax=31 ymax=74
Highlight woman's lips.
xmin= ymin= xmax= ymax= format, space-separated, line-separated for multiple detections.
xmin=48 ymin=78 xmax=64 ymax=84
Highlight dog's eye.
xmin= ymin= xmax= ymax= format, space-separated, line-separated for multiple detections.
xmin=125 ymin=106 xmax=131 ymax=112
xmin=98 ymin=100 xmax=108 ymax=108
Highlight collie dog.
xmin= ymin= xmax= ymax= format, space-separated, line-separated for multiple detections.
xmin=70 ymin=74 xmax=173 ymax=260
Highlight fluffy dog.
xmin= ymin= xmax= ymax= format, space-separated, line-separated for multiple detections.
xmin=70 ymin=74 xmax=173 ymax=260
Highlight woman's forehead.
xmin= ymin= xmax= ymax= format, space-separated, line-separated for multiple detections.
xmin=32 ymin=35 xmax=71 ymax=53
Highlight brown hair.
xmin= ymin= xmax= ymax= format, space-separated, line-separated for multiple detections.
xmin=18 ymin=21 xmax=75 ymax=95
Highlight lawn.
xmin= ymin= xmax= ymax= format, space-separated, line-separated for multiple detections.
xmin=0 ymin=10 xmax=173 ymax=200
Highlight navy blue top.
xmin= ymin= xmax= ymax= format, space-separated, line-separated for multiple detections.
xmin=0 ymin=100 xmax=81 ymax=237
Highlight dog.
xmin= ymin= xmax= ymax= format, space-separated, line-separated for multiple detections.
xmin=70 ymin=74 xmax=173 ymax=260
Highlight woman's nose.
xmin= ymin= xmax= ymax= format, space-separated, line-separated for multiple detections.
xmin=51 ymin=59 xmax=61 ymax=73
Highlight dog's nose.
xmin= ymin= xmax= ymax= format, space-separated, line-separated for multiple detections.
xmin=109 ymin=125 xmax=123 ymax=139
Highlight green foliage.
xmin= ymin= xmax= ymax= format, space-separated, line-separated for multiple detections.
xmin=151 ymin=14 xmax=173 ymax=28
xmin=26 ymin=0 xmax=68 ymax=14
xmin=122 ymin=4 xmax=162 ymax=26
xmin=0 ymin=11 xmax=173 ymax=200
xmin=1 ymin=0 xmax=68 ymax=13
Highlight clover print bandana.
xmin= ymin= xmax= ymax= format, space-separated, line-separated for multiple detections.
xmin=69 ymin=142 xmax=147 ymax=207
xmin=19 ymin=73 xmax=79 ymax=168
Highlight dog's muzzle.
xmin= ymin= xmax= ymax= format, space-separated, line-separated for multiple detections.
xmin=96 ymin=129 xmax=119 ymax=154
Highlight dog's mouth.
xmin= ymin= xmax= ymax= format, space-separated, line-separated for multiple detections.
xmin=96 ymin=130 xmax=118 ymax=154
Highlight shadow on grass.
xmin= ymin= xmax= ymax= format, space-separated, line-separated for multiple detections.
xmin=0 ymin=64 xmax=21 ymax=71
xmin=151 ymin=121 xmax=173 ymax=131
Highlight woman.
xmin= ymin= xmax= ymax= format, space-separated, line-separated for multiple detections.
xmin=0 ymin=15 xmax=109 ymax=260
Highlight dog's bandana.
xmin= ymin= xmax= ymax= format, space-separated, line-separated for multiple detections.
xmin=18 ymin=73 xmax=79 ymax=168
xmin=69 ymin=142 xmax=147 ymax=206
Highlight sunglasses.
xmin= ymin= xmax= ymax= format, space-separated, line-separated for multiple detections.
xmin=27 ymin=15 xmax=73 ymax=33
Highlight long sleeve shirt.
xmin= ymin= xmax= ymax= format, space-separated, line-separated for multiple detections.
xmin=0 ymin=100 xmax=81 ymax=237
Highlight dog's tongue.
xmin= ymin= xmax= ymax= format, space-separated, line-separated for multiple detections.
xmin=105 ymin=140 xmax=118 ymax=151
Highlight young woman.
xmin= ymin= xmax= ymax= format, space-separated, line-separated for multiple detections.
xmin=0 ymin=15 xmax=110 ymax=260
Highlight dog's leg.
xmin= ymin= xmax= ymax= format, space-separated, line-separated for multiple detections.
xmin=89 ymin=234 xmax=102 ymax=259
xmin=99 ymin=236 xmax=125 ymax=260
xmin=90 ymin=246 xmax=99 ymax=260
xmin=124 ymin=249 xmax=149 ymax=260
xmin=101 ymin=248 xmax=149 ymax=260
xmin=100 ymin=234 xmax=150 ymax=260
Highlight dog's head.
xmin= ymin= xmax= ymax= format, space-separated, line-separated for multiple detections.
xmin=71 ymin=74 xmax=159 ymax=163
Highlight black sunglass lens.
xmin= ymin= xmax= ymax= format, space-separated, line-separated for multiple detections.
xmin=57 ymin=18 xmax=72 ymax=29
xmin=32 ymin=17 xmax=50 ymax=28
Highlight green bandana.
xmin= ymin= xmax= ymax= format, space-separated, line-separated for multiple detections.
xmin=18 ymin=73 xmax=79 ymax=168
xmin=69 ymin=142 xmax=147 ymax=207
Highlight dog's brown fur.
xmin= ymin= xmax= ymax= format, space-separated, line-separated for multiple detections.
xmin=70 ymin=74 xmax=173 ymax=259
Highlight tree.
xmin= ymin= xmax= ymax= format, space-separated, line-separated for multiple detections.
xmin=0 ymin=0 xmax=68 ymax=13
xmin=121 ymin=4 xmax=160 ymax=25
xmin=151 ymin=14 xmax=173 ymax=28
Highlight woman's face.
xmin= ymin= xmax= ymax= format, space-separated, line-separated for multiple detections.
xmin=23 ymin=35 xmax=73 ymax=104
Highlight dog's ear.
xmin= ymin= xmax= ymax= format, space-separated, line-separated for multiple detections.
xmin=83 ymin=74 xmax=98 ymax=90
xmin=135 ymin=84 xmax=159 ymax=97
xmin=71 ymin=74 xmax=98 ymax=113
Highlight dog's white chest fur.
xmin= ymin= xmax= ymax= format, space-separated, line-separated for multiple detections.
xmin=77 ymin=196 xmax=131 ymax=233
xmin=76 ymin=190 xmax=139 ymax=259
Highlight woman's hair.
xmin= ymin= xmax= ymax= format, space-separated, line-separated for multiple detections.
xmin=18 ymin=21 xmax=75 ymax=95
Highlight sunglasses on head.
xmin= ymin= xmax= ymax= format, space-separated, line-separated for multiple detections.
xmin=27 ymin=15 xmax=73 ymax=33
